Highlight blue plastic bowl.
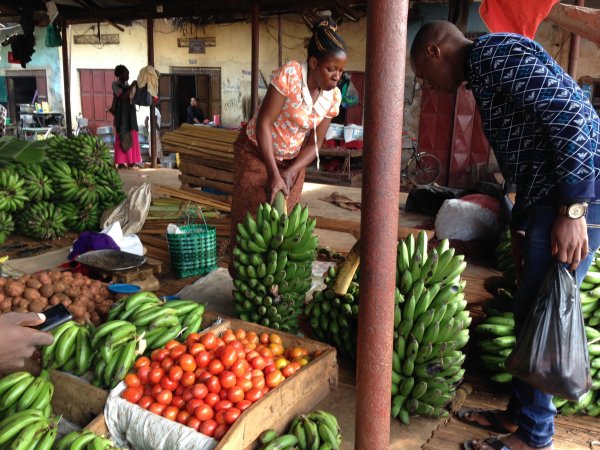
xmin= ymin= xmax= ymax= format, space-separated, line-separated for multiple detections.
xmin=161 ymin=295 xmax=180 ymax=301
xmin=108 ymin=284 xmax=141 ymax=294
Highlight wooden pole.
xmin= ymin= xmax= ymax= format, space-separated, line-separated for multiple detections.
xmin=147 ymin=16 xmax=157 ymax=168
xmin=61 ymin=20 xmax=72 ymax=136
xmin=250 ymin=3 xmax=260 ymax=118
xmin=278 ymin=14 xmax=282 ymax=67
xmin=567 ymin=0 xmax=585 ymax=79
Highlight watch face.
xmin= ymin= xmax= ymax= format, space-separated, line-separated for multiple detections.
xmin=568 ymin=204 xmax=585 ymax=219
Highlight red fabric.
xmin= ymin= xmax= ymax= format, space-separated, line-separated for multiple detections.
xmin=460 ymin=194 xmax=501 ymax=216
xmin=114 ymin=129 xmax=142 ymax=165
xmin=479 ymin=0 xmax=559 ymax=39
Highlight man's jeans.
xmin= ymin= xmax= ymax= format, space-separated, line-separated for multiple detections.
xmin=506 ymin=201 xmax=600 ymax=448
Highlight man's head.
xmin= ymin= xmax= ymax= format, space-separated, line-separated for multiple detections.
xmin=190 ymin=97 xmax=198 ymax=106
xmin=410 ymin=21 xmax=472 ymax=93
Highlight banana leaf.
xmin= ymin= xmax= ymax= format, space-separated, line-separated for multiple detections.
xmin=0 ymin=136 xmax=48 ymax=164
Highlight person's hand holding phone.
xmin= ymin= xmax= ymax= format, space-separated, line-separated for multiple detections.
xmin=0 ymin=312 xmax=54 ymax=373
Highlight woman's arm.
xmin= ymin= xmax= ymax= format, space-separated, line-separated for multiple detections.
xmin=282 ymin=117 xmax=332 ymax=191
xmin=256 ymin=85 xmax=288 ymax=202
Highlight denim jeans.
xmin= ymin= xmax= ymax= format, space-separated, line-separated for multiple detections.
xmin=505 ymin=201 xmax=600 ymax=448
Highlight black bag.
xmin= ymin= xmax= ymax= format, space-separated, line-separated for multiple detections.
xmin=405 ymin=185 xmax=467 ymax=216
xmin=505 ymin=264 xmax=591 ymax=401
xmin=132 ymin=85 xmax=153 ymax=107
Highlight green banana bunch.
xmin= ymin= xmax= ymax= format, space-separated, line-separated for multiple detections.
xmin=15 ymin=201 xmax=67 ymax=240
xmin=0 ymin=409 xmax=59 ymax=450
xmin=495 ymin=230 xmax=516 ymax=287
xmin=0 ymin=211 xmax=14 ymax=245
xmin=0 ymin=371 xmax=54 ymax=420
xmin=475 ymin=311 xmax=516 ymax=384
xmin=0 ymin=166 xmax=28 ymax=213
xmin=257 ymin=410 xmax=341 ymax=450
xmin=61 ymin=203 xmax=101 ymax=233
xmin=55 ymin=430 xmax=125 ymax=450
xmin=232 ymin=192 xmax=318 ymax=333
xmin=14 ymin=162 xmax=54 ymax=202
xmin=41 ymin=321 xmax=94 ymax=376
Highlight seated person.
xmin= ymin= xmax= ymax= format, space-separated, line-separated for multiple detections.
xmin=186 ymin=97 xmax=205 ymax=124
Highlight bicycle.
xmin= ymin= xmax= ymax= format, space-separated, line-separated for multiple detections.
xmin=401 ymin=133 xmax=442 ymax=186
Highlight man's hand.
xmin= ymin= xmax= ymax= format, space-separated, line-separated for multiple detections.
xmin=510 ymin=230 xmax=525 ymax=285
xmin=551 ymin=214 xmax=588 ymax=271
xmin=281 ymin=167 xmax=299 ymax=193
xmin=266 ymin=172 xmax=289 ymax=204
xmin=0 ymin=313 xmax=54 ymax=373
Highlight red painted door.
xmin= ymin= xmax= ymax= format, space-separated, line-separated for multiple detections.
xmin=79 ymin=69 xmax=114 ymax=133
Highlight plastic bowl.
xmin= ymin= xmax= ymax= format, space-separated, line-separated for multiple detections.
xmin=161 ymin=295 xmax=180 ymax=301
xmin=108 ymin=284 xmax=141 ymax=294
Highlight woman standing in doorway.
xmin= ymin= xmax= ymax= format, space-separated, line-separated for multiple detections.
xmin=230 ymin=19 xmax=348 ymax=267
xmin=111 ymin=65 xmax=142 ymax=169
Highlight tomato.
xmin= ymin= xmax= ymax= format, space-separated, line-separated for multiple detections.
xmin=160 ymin=357 xmax=175 ymax=372
xmin=151 ymin=349 xmax=169 ymax=362
xmin=197 ymin=370 xmax=212 ymax=383
xmin=164 ymin=340 xmax=180 ymax=350
xmin=192 ymin=383 xmax=208 ymax=399
xmin=188 ymin=342 xmax=205 ymax=356
xmin=137 ymin=395 xmax=153 ymax=410
xmin=269 ymin=343 xmax=284 ymax=357
xmin=231 ymin=359 xmax=249 ymax=378
xmin=206 ymin=376 xmax=221 ymax=394
xmin=250 ymin=356 xmax=266 ymax=370
xmin=236 ymin=378 xmax=252 ymax=393
xmin=259 ymin=333 xmax=270 ymax=345
xmin=143 ymin=386 xmax=153 ymax=397
xmin=134 ymin=356 xmax=151 ymax=369
xmin=222 ymin=331 xmax=236 ymax=344
xmin=175 ymin=385 xmax=185 ymax=396
xmin=208 ymin=359 xmax=224 ymax=375
xmin=214 ymin=423 xmax=229 ymax=440
xmin=187 ymin=416 xmax=201 ymax=431
xmin=200 ymin=332 xmax=218 ymax=351
xmin=162 ymin=405 xmax=179 ymax=421
xmin=259 ymin=347 xmax=274 ymax=360
xmin=185 ymin=398 xmax=202 ymax=415
xmin=167 ymin=365 xmax=183 ymax=382
xmin=245 ymin=387 xmax=262 ymax=403
xmin=161 ymin=376 xmax=178 ymax=391
xmin=199 ymin=419 xmax=218 ymax=437
xmin=170 ymin=344 xmax=187 ymax=360
xmin=262 ymin=387 xmax=269 ymax=395
xmin=219 ymin=389 xmax=228 ymax=400
xmin=215 ymin=409 xmax=227 ymax=425
xmin=227 ymin=386 xmax=244 ymax=404
xmin=219 ymin=344 xmax=238 ymax=368
xmin=214 ymin=399 xmax=233 ymax=411
xmin=176 ymin=410 xmax=190 ymax=424
xmin=266 ymin=370 xmax=284 ymax=388
xmin=186 ymin=332 xmax=202 ymax=345
xmin=195 ymin=351 xmax=211 ymax=369
xmin=234 ymin=329 xmax=246 ymax=340
xmin=219 ymin=371 xmax=237 ymax=389
xmin=194 ymin=403 xmax=214 ymax=421
xmin=224 ymin=407 xmax=241 ymax=425
xmin=150 ymin=361 xmax=161 ymax=369
xmin=281 ymin=364 xmax=296 ymax=378
xmin=151 ymin=385 xmax=163 ymax=398
xmin=236 ymin=400 xmax=252 ymax=411
xmin=122 ymin=386 xmax=143 ymax=403
xmin=297 ymin=357 xmax=310 ymax=367
xmin=263 ymin=364 xmax=276 ymax=375
xmin=251 ymin=375 xmax=265 ymax=390
xmin=181 ymin=371 xmax=196 ymax=387
xmin=137 ymin=366 xmax=151 ymax=384
xmin=245 ymin=350 xmax=259 ymax=362
xmin=149 ymin=367 xmax=165 ymax=385
xmin=289 ymin=362 xmax=302 ymax=371
xmin=172 ymin=395 xmax=186 ymax=409
xmin=205 ymin=392 xmax=220 ymax=407
xmin=179 ymin=354 xmax=197 ymax=373
xmin=274 ymin=357 xmax=288 ymax=370
xmin=156 ymin=389 xmax=173 ymax=405
xmin=182 ymin=386 xmax=194 ymax=402
xmin=149 ymin=402 xmax=166 ymax=415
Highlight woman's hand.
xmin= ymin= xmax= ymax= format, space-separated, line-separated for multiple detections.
xmin=551 ymin=214 xmax=588 ymax=271
xmin=267 ymin=171 xmax=289 ymax=203
xmin=282 ymin=167 xmax=300 ymax=193
xmin=0 ymin=313 xmax=54 ymax=373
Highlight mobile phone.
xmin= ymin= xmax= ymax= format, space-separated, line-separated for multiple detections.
xmin=33 ymin=304 xmax=73 ymax=332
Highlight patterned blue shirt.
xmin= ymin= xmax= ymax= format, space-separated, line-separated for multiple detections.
xmin=467 ymin=33 xmax=600 ymax=227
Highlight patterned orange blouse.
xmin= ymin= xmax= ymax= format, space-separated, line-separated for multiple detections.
xmin=246 ymin=60 xmax=341 ymax=160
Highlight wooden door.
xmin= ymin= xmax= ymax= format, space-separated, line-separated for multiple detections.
xmin=79 ymin=69 xmax=113 ymax=133
xmin=158 ymin=74 xmax=172 ymax=130
xmin=195 ymin=74 xmax=210 ymax=119
xmin=209 ymin=73 xmax=221 ymax=120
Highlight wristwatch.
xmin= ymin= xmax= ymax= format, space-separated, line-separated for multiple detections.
xmin=558 ymin=202 xmax=588 ymax=219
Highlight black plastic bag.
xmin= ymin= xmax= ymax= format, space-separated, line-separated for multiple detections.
xmin=505 ymin=264 xmax=591 ymax=401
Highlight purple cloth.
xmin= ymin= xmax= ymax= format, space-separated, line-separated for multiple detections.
xmin=68 ymin=231 xmax=120 ymax=260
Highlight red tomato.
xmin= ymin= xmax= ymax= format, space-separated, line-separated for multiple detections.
xmin=175 ymin=385 xmax=185 ymax=396
xmin=251 ymin=376 xmax=265 ymax=390
xmin=205 ymin=393 xmax=220 ymax=407
xmin=213 ymin=423 xmax=229 ymax=440
xmin=171 ymin=395 xmax=185 ymax=409
xmin=281 ymin=365 xmax=296 ymax=378
xmin=236 ymin=400 xmax=252 ymax=411
xmin=186 ymin=332 xmax=202 ymax=346
xmin=169 ymin=366 xmax=184 ymax=382
xmin=245 ymin=387 xmax=262 ymax=403
xmin=160 ymin=357 xmax=175 ymax=372
xmin=182 ymin=386 xmax=194 ymax=402
xmin=227 ymin=386 xmax=244 ymax=404
xmin=151 ymin=349 xmax=169 ymax=362
xmin=137 ymin=395 xmax=153 ymax=410
xmin=150 ymin=361 xmax=160 ymax=369
xmin=199 ymin=419 xmax=218 ymax=437
xmin=231 ymin=359 xmax=249 ymax=378
xmin=134 ymin=356 xmax=151 ymax=369
xmin=179 ymin=354 xmax=197 ymax=373
xmin=265 ymin=370 xmax=284 ymax=388
xmin=208 ymin=359 xmax=225 ymax=375
xmin=170 ymin=344 xmax=187 ymax=361
xmin=219 ymin=371 xmax=237 ymax=389
xmin=250 ymin=368 xmax=263 ymax=378
xmin=156 ymin=389 xmax=173 ymax=406
xmin=250 ymin=356 xmax=266 ymax=370
xmin=137 ymin=366 xmax=151 ymax=384
xmin=192 ymin=383 xmax=208 ymax=400
xmin=214 ymin=399 xmax=233 ymax=412
xmin=161 ymin=376 xmax=178 ymax=392
xmin=188 ymin=342 xmax=205 ymax=356
xmin=237 ymin=378 xmax=253 ymax=393
xmin=181 ymin=371 xmax=196 ymax=387
xmin=263 ymin=364 xmax=276 ymax=375
xmin=151 ymin=385 xmax=163 ymax=398
xmin=222 ymin=333 xmax=236 ymax=345
xmin=219 ymin=389 xmax=228 ymax=400
xmin=206 ymin=376 xmax=221 ymax=394
xmin=194 ymin=403 xmax=214 ymax=421
xmin=149 ymin=402 xmax=166 ymax=415
xmin=215 ymin=409 xmax=227 ymax=425
xmin=164 ymin=340 xmax=181 ymax=350
xmin=186 ymin=416 xmax=201 ymax=431
xmin=245 ymin=350 xmax=259 ymax=362
xmin=262 ymin=387 xmax=269 ymax=395
xmin=219 ymin=344 xmax=238 ymax=368
xmin=200 ymin=333 xmax=218 ymax=351
xmin=195 ymin=351 xmax=211 ymax=369
xmin=162 ymin=405 xmax=179 ymax=421
xmin=224 ymin=407 xmax=241 ymax=425
xmin=122 ymin=386 xmax=143 ymax=403
xmin=143 ymin=386 xmax=152 ymax=397
xmin=176 ymin=410 xmax=190 ymax=424
xmin=185 ymin=398 xmax=202 ymax=415
xmin=149 ymin=367 xmax=165 ymax=385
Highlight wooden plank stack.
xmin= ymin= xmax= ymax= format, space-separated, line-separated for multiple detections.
xmin=161 ymin=124 xmax=238 ymax=200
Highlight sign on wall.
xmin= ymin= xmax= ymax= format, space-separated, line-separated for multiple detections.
xmin=189 ymin=39 xmax=205 ymax=54
xmin=177 ymin=37 xmax=216 ymax=48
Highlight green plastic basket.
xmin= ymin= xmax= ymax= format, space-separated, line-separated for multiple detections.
xmin=166 ymin=207 xmax=217 ymax=278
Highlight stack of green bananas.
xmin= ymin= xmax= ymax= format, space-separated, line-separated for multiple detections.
xmin=15 ymin=201 xmax=67 ymax=240
xmin=475 ymin=312 xmax=516 ymax=384
xmin=42 ymin=321 xmax=93 ymax=376
xmin=47 ymin=135 xmax=114 ymax=174
xmin=258 ymin=410 xmax=341 ymax=450
xmin=44 ymin=161 xmax=99 ymax=207
xmin=15 ymin=163 xmax=53 ymax=202
xmin=0 ymin=409 xmax=59 ymax=450
xmin=61 ymin=203 xmax=101 ymax=233
xmin=55 ymin=430 xmax=124 ymax=450
xmin=0 ymin=211 xmax=14 ymax=245
xmin=580 ymin=251 xmax=600 ymax=327
xmin=305 ymin=265 xmax=360 ymax=358
xmin=0 ymin=371 xmax=54 ymax=420
xmin=91 ymin=320 xmax=139 ymax=390
xmin=0 ymin=167 xmax=28 ymax=213
xmin=232 ymin=192 xmax=318 ymax=333
xmin=108 ymin=292 xmax=205 ymax=350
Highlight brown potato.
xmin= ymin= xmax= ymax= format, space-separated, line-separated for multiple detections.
xmin=17 ymin=298 xmax=29 ymax=309
xmin=23 ymin=288 xmax=41 ymax=301
xmin=39 ymin=284 xmax=54 ymax=298
xmin=29 ymin=299 xmax=46 ymax=313
xmin=48 ymin=271 xmax=61 ymax=282
xmin=49 ymin=295 xmax=60 ymax=306
xmin=14 ymin=307 xmax=28 ymax=313
xmin=26 ymin=279 xmax=42 ymax=290
xmin=37 ymin=272 xmax=52 ymax=285
xmin=61 ymin=298 xmax=72 ymax=307
xmin=0 ymin=299 xmax=11 ymax=312
xmin=11 ymin=297 xmax=20 ymax=307
xmin=0 ymin=277 xmax=5 ymax=286
xmin=53 ymin=281 xmax=67 ymax=294
xmin=65 ymin=287 xmax=80 ymax=299
xmin=5 ymin=280 xmax=25 ymax=297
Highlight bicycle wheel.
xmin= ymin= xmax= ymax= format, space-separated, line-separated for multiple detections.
xmin=406 ymin=153 xmax=441 ymax=186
